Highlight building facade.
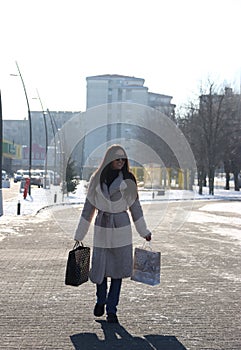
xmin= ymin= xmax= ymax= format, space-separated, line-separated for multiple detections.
xmin=80 ymin=74 xmax=176 ymax=176
xmin=86 ymin=74 xmax=175 ymax=118
xmin=86 ymin=75 xmax=148 ymax=108
xmin=2 ymin=139 xmax=22 ymax=174
xmin=3 ymin=111 xmax=81 ymax=173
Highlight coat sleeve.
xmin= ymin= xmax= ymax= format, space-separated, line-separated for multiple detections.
xmin=129 ymin=198 xmax=151 ymax=238
xmin=74 ymin=198 xmax=96 ymax=241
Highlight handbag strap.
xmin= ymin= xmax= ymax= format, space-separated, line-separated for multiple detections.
xmin=73 ymin=241 xmax=84 ymax=249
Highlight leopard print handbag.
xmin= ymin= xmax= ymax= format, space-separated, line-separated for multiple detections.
xmin=65 ymin=241 xmax=90 ymax=286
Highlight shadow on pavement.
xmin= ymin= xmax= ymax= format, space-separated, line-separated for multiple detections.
xmin=70 ymin=320 xmax=186 ymax=350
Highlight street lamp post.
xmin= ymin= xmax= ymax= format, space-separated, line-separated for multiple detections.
xmin=34 ymin=90 xmax=48 ymax=189
xmin=11 ymin=61 xmax=32 ymax=195
xmin=47 ymin=109 xmax=57 ymax=185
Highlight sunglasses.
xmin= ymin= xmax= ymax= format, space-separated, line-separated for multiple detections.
xmin=114 ymin=158 xmax=126 ymax=162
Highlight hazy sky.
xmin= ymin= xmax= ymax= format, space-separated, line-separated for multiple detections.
xmin=1 ymin=0 xmax=241 ymax=119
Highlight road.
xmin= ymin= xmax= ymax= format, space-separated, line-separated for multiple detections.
xmin=0 ymin=196 xmax=240 ymax=349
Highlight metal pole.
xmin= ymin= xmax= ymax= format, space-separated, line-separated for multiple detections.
xmin=0 ymin=90 xmax=3 ymax=216
xmin=15 ymin=61 xmax=32 ymax=196
xmin=36 ymin=90 xmax=48 ymax=189
xmin=47 ymin=109 xmax=57 ymax=185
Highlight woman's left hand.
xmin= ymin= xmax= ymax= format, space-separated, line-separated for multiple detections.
xmin=145 ymin=233 xmax=152 ymax=241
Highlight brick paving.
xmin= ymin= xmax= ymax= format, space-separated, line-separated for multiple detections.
xmin=0 ymin=200 xmax=241 ymax=350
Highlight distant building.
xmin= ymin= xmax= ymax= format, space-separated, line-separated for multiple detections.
xmin=86 ymin=74 xmax=148 ymax=108
xmin=21 ymin=143 xmax=46 ymax=169
xmin=3 ymin=111 xmax=81 ymax=172
xmin=2 ymin=139 xmax=22 ymax=174
xmin=148 ymin=92 xmax=175 ymax=120
xmin=80 ymin=74 xmax=176 ymax=173
xmin=86 ymin=74 xmax=175 ymax=118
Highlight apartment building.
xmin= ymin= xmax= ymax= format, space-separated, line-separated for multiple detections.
xmin=86 ymin=74 xmax=175 ymax=118
xmin=80 ymin=74 xmax=176 ymax=174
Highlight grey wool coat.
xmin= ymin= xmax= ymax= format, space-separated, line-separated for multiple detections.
xmin=74 ymin=172 xmax=151 ymax=284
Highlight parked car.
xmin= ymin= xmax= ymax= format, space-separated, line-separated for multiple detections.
xmin=14 ymin=169 xmax=24 ymax=182
xmin=15 ymin=169 xmax=44 ymax=188
xmin=2 ymin=170 xmax=10 ymax=188
xmin=31 ymin=170 xmax=44 ymax=188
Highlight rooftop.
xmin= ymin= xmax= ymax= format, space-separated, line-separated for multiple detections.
xmin=86 ymin=74 xmax=145 ymax=82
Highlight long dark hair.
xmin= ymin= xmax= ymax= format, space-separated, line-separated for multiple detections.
xmin=89 ymin=144 xmax=137 ymax=200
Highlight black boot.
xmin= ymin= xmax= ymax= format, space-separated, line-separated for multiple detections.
xmin=94 ymin=303 xmax=105 ymax=317
xmin=107 ymin=313 xmax=119 ymax=323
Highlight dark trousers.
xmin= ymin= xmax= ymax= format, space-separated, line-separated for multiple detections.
xmin=96 ymin=277 xmax=122 ymax=315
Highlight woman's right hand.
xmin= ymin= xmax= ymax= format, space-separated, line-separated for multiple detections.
xmin=145 ymin=233 xmax=152 ymax=241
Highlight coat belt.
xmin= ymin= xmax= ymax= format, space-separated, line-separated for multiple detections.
xmin=97 ymin=210 xmax=127 ymax=228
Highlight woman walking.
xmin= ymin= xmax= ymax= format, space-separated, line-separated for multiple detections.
xmin=74 ymin=144 xmax=151 ymax=323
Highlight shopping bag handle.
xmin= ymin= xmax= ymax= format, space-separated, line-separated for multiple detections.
xmin=142 ymin=241 xmax=152 ymax=250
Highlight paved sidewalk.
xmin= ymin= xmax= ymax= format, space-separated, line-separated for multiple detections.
xmin=0 ymin=200 xmax=241 ymax=350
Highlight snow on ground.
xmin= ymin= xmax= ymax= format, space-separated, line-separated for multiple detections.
xmin=1 ymin=181 xmax=241 ymax=218
xmin=186 ymin=198 xmax=241 ymax=245
xmin=0 ymin=180 xmax=240 ymax=243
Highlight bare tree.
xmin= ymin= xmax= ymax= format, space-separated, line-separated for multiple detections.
xmin=221 ymin=88 xmax=241 ymax=191
xmin=178 ymin=81 xmax=240 ymax=195
xmin=198 ymin=82 xmax=228 ymax=194
xmin=177 ymin=103 xmax=206 ymax=194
